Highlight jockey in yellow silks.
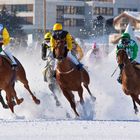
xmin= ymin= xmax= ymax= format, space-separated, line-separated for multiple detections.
xmin=71 ymin=36 xmax=83 ymax=61
xmin=50 ymin=23 xmax=83 ymax=70
xmin=41 ymin=31 xmax=56 ymax=81
xmin=41 ymin=32 xmax=52 ymax=60
xmin=0 ymin=24 xmax=17 ymax=70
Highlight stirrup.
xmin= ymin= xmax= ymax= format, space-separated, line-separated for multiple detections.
xmin=76 ymin=63 xmax=83 ymax=70
xmin=53 ymin=70 xmax=56 ymax=78
xmin=117 ymin=76 xmax=122 ymax=84
xmin=11 ymin=64 xmax=18 ymax=70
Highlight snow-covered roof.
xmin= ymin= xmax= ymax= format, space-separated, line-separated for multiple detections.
xmin=123 ymin=11 xmax=140 ymax=21
xmin=114 ymin=11 xmax=140 ymax=23
xmin=113 ymin=11 xmax=140 ymax=31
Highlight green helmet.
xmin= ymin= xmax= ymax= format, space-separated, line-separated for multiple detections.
xmin=121 ymin=33 xmax=130 ymax=39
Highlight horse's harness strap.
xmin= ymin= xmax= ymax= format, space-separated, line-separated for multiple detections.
xmin=56 ymin=68 xmax=75 ymax=74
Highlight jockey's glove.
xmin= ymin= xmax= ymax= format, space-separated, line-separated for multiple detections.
xmin=129 ymin=58 xmax=134 ymax=63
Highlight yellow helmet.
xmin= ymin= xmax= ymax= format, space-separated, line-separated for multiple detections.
xmin=44 ymin=32 xmax=51 ymax=40
xmin=53 ymin=23 xmax=63 ymax=31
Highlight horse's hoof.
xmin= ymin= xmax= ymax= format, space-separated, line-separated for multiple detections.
xmin=56 ymin=101 xmax=61 ymax=106
xmin=35 ymin=99 xmax=40 ymax=104
xmin=12 ymin=101 xmax=16 ymax=106
xmin=9 ymin=106 xmax=14 ymax=113
xmin=91 ymin=96 xmax=96 ymax=102
xmin=17 ymin=98 xmax=24 ymax=105
xmin=135 ymin=109 xmax=139 ymax=115
xmin=75 ymin=112 xmax=79 ymax=117
xmin=3 ymin=104 xmax=9 ymax=109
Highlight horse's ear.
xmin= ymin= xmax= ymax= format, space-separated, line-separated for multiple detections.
xmin=53 ymin=48 xmax=56 ymax=58
xmin=64 ymin=47 xmax=68 ymax=58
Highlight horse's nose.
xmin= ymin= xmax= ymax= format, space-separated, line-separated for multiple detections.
xmin=58 ymin=56 xmax=63 ymax=60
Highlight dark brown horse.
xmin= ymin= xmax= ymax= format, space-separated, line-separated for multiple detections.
xmin=53 ymin=40 xmax=96 ymax=116
xmin=0 ymin=55 xmax=40 ymax=113
xmin=117 ymin=49 xmax=140 ymax=114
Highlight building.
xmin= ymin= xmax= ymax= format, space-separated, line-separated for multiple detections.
xmin=85 ymin=0 xmax=140 ymax=36
xmin=113 ymin=11 xmax=140 ymax=32
xmin=0 ymin=0 xmax=35 ymax=34
xmin=43 ymin=0 xmax=85 ymax=37
xmin=109 ymin=11 xmax=140 ymax=44
xmin=0 ymin=0 xmax=140 ymax=38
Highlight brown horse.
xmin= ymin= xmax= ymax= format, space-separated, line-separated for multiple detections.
xmin=117 ymin=49 xmax=140 ymax=114
xmin=0 ymin=55 xmax=40 ymax=113
xmin=53 ymin=40 xmax=96 ymax=116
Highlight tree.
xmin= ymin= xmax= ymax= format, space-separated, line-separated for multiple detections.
xmin=0 ymin=5 xmax=25 ymax=37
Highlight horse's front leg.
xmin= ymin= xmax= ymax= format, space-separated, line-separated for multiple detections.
xmin=131 ymin=95 xmax=139 ymax=114
xmin=48 ymin=83 xmax=61 ymax=106
xmin=61 ymin=87 xmax=79 ymax=116
xmin=77 ymin=86 xmax=84 ymax=105
xmin=0 ymin=90 xmax=9 ymax=109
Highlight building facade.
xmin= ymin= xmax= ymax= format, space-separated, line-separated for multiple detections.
xmin=45 ymin=0 xmax=85 ymax=37
xmin=0 ymin=0 xmax=140 ymax=38
xmin=0 ymin=0 xmax=35 ymax=34
xmin=85 ymin=0 xmax=140 ymax=36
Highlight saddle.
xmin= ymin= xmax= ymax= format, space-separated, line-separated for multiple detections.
xmin=132 ymin=61 xmax=140 ymax=69
xmin=135 ymin=64 xmax=140 ymax=69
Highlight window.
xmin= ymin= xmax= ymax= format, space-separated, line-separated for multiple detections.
xmin=94 ymin=7 xmax=113 ymax=15
xmin=64 ymin=18 xmax=84 ymax=26
xmin=10 ymin=4 xmax=33 ymax=12
xmin=63 ymin=6 xmax=84 ymax=15
xmin=21 ymin=17 xmax=33 ymax=25
xmin=118 ymin=8 xmax=138 ymax=14
xmin=56 ymin=6 xmax=64 ymax=24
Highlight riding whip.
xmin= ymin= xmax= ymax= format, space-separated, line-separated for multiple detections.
xmin=111 ymin=66 xmax=119 ymax=77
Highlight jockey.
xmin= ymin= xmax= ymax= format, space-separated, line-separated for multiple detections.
xmin=116 ymin=32 xmax=138 ymax=84
xmin=0 ymin=24 xmax=17 ymax=70
xmin=41 ymin=32 xmax=52 ymax=60
xmin=50 ymin=23 xmax=83 ymax=70
xmin=41 ymin=32 xmax=56 ymax=80
xmin=71 ymin=36 xmax=84 ymax=61
xmin=92 ymin=42 xmax=99 ymax=54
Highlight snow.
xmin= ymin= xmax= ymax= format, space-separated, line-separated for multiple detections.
xmin=0 ymin=35 xmax=140 ymax=139
xmin=1 ymin=120 xmax=140 ymax=140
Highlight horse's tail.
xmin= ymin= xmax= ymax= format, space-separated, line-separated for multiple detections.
xmin=13 ymin=57 xmax=28 ymax=83
xmin=81 ymin=69 xmax=90 ymax=85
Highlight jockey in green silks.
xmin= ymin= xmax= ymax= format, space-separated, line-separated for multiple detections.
xmin=116 ymin=32 xmax=138 ymax=84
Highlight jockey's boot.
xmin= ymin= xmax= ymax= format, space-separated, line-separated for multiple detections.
xmin=117 ymin=64 xmax=123 ymax=84
xmin=53 ymin=70 xmax=56 ymax=78
xmin=76 ymin=63 xmax=83 ymax=70
xmin=11 ymin=64 xmax=18 ymax=70
xmin=117 ymin=74 xmax=122 ymax=84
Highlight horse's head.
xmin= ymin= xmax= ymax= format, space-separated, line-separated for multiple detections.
xmin=53 ymin=40 xmax=68 ymax=60
xmin=117 ymin=49 xmax=128 ymax=65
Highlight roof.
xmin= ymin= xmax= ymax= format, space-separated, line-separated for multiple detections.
xmin=110 ymin=23 xmax=137 ymax=44
xmin=113 ymin=11 xmax=140 ymax=26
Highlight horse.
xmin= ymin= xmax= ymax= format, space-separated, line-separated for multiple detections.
xmin=117 ymin=49 xmax=140 ymax=114
xmin=53 ymin=40 xmax=96 ymax=116
xmin=0 ymin=55 xmax=40 ymax=113
xmin=43 ymin=58 xmax=61 ymax=106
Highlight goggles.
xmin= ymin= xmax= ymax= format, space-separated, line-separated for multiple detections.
xmin=121 ymin=38 xmax=130 ymax=45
